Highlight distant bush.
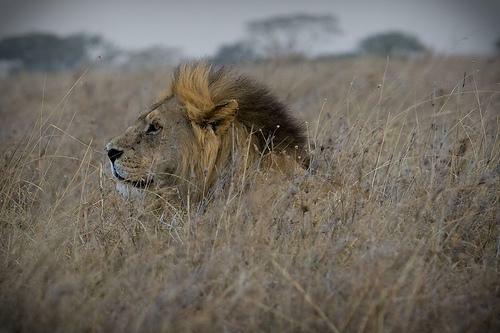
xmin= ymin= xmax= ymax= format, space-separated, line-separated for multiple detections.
xmin=359 ymin=31 xmax=426 ymax=56
xmin=0 ymin=33 xmax=115 ymax=71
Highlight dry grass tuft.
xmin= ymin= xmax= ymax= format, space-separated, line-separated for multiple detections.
xmin=0 ymin=56 xmax=499 ymax=332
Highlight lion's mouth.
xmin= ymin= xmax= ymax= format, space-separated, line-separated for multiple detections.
xmin=111 ymin=164 xmax=153 ymax=189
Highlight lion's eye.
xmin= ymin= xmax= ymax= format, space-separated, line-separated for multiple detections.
xmin=146 ymin=122 xmax=161 ymax=135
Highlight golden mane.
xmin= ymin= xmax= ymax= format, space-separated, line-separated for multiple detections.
xmin=171 ymin=62 xmax=216 ymax=119
xmin=163 ymin=62 xmax=308 ymax=199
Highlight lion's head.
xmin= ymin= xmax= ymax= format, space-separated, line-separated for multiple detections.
xmin=106 ymin=62 xmax=307 ymax=201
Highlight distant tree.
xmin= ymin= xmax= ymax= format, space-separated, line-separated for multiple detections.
xmin=495 ymin=37 xmax=500 ymax=53
xmin=359 ymin=31 xmax=426 ymax=56
xmin=212 ymin=41 xmax=258 ymax=64
xmin=247 ymin=13 xmax=340 ymax=58
xmin=0 ymin=32 xmax=117 ymax=71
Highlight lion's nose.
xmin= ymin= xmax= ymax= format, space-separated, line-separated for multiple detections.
xmin=107 ymin=148 xmax=124 ymax=163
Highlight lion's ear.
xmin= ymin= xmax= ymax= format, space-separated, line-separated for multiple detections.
xmin=202 ymin=99 xmax=238 ymax=135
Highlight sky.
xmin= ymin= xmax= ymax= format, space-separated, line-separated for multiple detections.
xmin=1 ymin=0 xmax=499 ymax=57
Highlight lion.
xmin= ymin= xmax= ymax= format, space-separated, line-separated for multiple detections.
xmin=105 ymin=62 xmax=309 ymax=203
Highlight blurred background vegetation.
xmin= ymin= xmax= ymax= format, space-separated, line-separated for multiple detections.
xmin=0 ymin=13 xmax=441 ymax=76
xmin=2 ymin=10 xmax=499 ymax=77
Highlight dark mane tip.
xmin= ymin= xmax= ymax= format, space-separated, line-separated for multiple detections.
xmin=206 ymin=64 xmax=307 ymax=153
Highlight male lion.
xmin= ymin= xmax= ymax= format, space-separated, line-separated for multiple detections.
xmin=105 ymin=62 xmax=308 ymax=202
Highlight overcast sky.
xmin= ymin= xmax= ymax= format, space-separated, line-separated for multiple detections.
xmin=1 ymin=0 xmax=499 ymax=56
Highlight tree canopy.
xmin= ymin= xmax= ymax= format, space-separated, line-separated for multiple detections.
xmin=247 ymin=13 xmax=341 ymax=57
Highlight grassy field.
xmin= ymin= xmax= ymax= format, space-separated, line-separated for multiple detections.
xmin=0 ymin=56 xmax=499 ymax=332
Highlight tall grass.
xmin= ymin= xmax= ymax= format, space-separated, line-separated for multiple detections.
xmin=0 ymin=56 xmax=499 ymax=332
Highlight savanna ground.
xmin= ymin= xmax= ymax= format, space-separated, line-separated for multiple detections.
xmin=0 ymin=56 xmax=499 ymax=332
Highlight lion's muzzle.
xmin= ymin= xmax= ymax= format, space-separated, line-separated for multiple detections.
xmin=107 ymin=148 xmax=123 ymax=163
xmin=105 ymin=143 xmax=126 ymax=180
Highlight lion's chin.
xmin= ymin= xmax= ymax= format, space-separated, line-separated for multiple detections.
xmin=115 ymin=182 xmax=146 ymax=199
xmin=112 ymin=164 xmax=154 ymax=189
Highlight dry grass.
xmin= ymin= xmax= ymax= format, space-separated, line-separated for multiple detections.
xmin=0 ymin=56 xmax=499 ymax=332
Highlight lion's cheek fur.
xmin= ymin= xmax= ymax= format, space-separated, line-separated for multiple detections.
xmin=176 ymin=126 xmax=221 ymax=193
xmin=115 ymin=154 xmax=155 ymax=182
xmin=174 ymin=124 xmax=257 ymax=199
